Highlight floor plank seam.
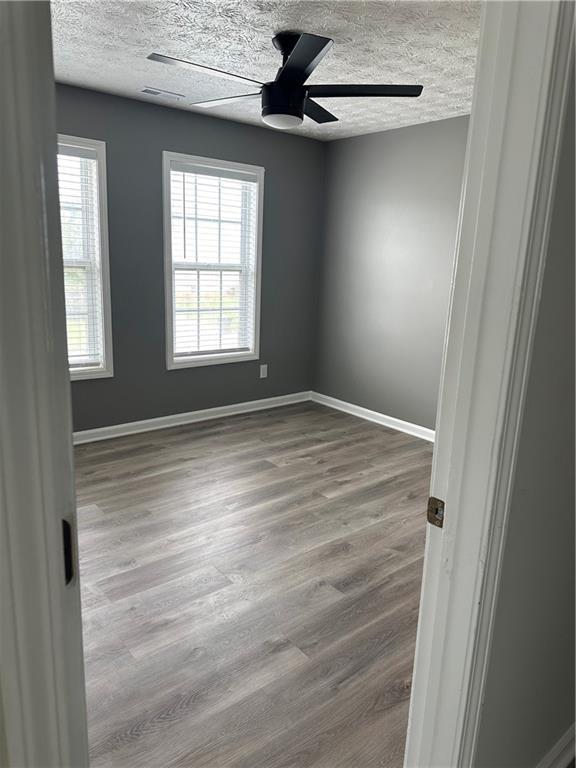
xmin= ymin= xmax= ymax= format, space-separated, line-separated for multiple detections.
xmin=77 ymin=404 xmax=431 ymax=768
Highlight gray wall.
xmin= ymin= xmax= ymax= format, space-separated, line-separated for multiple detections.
xmin=314 ymin=116 xmax=469 ymax=430
xmin=56 ymin=86 xmax=326 ymax=431
xmin=475 ymin=84 xmax=575 ymax=766
xmin=59 ymin=87 xmax=469 ymax=433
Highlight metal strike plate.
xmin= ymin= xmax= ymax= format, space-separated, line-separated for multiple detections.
xmin=427 ymin=496 xmax=445 ymax=528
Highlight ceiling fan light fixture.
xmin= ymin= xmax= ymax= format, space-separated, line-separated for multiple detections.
xmin=261 ymin=81 xmax=304 ymax=130
xmin=262 ymin=112 xmax=303 ymax=129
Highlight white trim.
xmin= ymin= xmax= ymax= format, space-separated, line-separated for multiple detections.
xmin=0 ymin=3 xmax=89 ymax=765
xmin=73 ymin=392 xmax=310 ymax=444
xmin=162 ymin=151 xmax=264 ymax=371
xmin=536 ymin=725 xmax=575 ymax=768
xmin=169 ymin=350 xmax=259 ymax=369
xmin=70 ymin=364 xmax=114 ymax=380
xmin=405 ymin=3 xmax=574 ymax=767
xmin=73 ymin=391 xmax=435 ymax=445
xmin=460 ymin=13 xmax=574 ymax=765
xmin=164 ymin=150 xmax=265 ymax=180
xmin=309 ymin=392 xmax=435 ymax=442
xmin=57 ymin=134 xmax=114 ymax=381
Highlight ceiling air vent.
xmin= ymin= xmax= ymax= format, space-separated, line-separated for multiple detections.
xmin=141 ymin=86 xmax=184 ymax=100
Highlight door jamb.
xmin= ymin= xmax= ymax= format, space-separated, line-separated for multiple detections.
xmin=404 ymin=2 xmax=574 ymax=766
xmin=0 ymin=3 xmax=89 ymax=766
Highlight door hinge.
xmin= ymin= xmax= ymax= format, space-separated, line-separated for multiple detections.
xmin=427 ymin=497 xmax=445 ymax=528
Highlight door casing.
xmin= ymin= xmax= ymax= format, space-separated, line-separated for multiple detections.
xmin=0 ymin=3 xmax=89 ymax=765
xmin=405 ymin=2 xmax=574 ymax=765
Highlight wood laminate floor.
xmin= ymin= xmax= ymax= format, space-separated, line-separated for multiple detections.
xmin=76 ymin=402 xmax=432 ymax=768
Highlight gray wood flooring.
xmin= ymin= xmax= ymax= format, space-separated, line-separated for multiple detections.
xmin=76 ymin=402 xmax=432 ymax=768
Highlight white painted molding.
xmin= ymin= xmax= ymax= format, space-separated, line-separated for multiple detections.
xmin=310 ymin=392 xmax=435 ymax=442
xmin=73 ymin=390 xmax=435 ymax=445
xmin=73 ymin=392 xmax=311 ymax=444
xmin=162 ymin=151 xmax=264 ymax=372
xmin=58 ymin=134 xmax=114 ymax=381
xmin=405 ymin=3 xmax=575 ymax=767
xmin=536 ymin=725 xmax=575 ymax=768
xmin=0 ymin=3 xmax=89 ymax=764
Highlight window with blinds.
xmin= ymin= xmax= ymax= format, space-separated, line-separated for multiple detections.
xmin=163 ymin=152 xmax=263 ymax=368
xmin=57 ymin=136 xmax=113 ymax=379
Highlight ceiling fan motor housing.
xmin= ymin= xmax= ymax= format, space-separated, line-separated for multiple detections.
xmin=261 ymin=81 xmax=305 ymax=122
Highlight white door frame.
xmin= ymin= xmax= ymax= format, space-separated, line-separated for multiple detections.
xmin=0 ymin=3 xmax=89 ymax=766
xmin=0 ymin=2 xmax=572 ymax=767
xmin=405 ymin=2 xmax=574 ymax=766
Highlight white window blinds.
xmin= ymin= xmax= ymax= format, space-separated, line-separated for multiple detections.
xmin=57 ymin=136 xmax=112 ymax=378
xmin=164 ymin=153 xmax=263 ymax=368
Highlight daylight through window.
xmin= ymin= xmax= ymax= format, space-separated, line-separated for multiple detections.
xmin=57 ymin=136 xmax=112 ymax=378
xmin=164 ymin=153 xmax=263 ymax=368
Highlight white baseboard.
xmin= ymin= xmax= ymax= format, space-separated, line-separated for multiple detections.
xmin=73 ymin=392 xmax=311 ymax=445
xmin=73 ymin=389 xmax=435 ymax=445
xmin=537 ymin=725 xmax=575 ymax=768
xmin=309 ymin=391 xmax=435 ymax=442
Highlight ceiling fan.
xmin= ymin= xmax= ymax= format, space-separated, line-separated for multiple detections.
xmin=148 ymin=31 xmax=423 ymax=130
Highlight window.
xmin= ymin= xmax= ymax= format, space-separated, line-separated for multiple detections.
xmin=57 ymin=135 xmax=113 ymax=379
xmin=163 ymin=152 xmax=263 ymax=369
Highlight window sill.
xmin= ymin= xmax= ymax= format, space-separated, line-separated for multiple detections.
xmin=168 ymin=351 xmax=259 ymax=370
xmin=70 ymin=366 xmax=113 ymax=381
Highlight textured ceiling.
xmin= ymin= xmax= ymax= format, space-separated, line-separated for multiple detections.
xmin=50 ymin=0 xmax=481 ymax=141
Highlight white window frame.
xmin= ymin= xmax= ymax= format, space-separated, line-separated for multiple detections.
xmin=162 ymin=151 xmax=264 ymax=370
xmin=57 ymin=134 xmax=113 ymax=380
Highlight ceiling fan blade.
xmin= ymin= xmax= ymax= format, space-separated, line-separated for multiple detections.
xmin=304 ymin=99 xmax=338 ymax=124
xmin=148 ymin=53 xmax=263 ymax=87
xmin=190 ymin=93 xmax=261 ymax=109
xmin=307 ymin=84 xmax=423 ymax=98
xmin=275 ymin=33 xmax=333 ymax=85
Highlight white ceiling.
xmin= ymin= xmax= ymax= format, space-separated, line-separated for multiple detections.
xmin=50 ymin=1 xmax=481 ymax=141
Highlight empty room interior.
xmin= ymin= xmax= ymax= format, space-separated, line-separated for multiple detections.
xmin=51 ymin=2 xmax=479 ymax=766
